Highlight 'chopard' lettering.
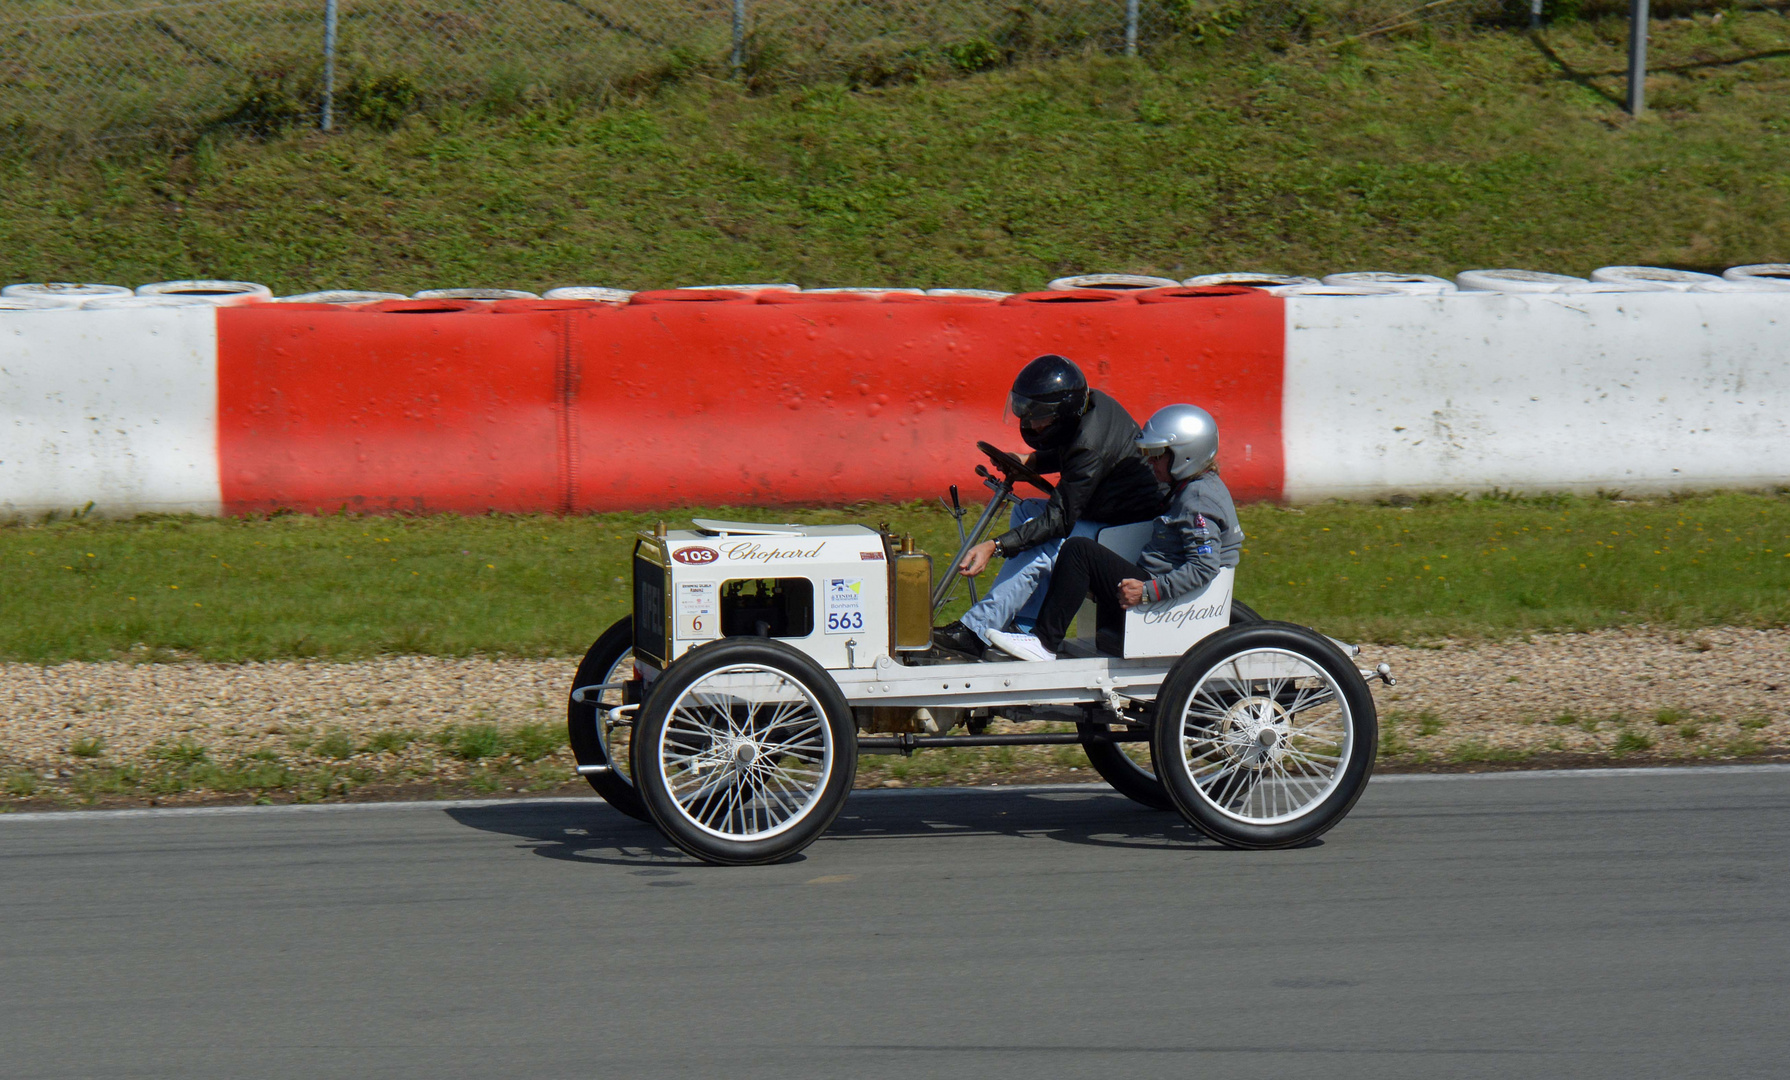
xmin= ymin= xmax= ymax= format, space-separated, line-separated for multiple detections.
xmin=719 ymin=542 xmax=828 ymax=564
xmin=1139 ymin=602 xmax=1228 ymax=628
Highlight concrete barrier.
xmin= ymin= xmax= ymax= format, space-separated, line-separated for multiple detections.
xmin=212 ymin=288 xmax=1284 ymax=514
xmin=1 ymin=286 xmax=1785 ymax=516
xmin=1281 ymin=291 xmax=1789 ymax=500
xmin=0 ymin=307 xmax=220 ymax=516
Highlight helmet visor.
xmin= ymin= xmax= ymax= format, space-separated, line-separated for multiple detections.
xmin=1004 ymin=391 xmax=1072 ymax=426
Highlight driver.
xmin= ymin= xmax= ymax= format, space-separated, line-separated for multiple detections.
xmin=933 ymin=354 xmax=1164 ymax=658
xmin=986 ymin=403 xmax=1243 ymax=662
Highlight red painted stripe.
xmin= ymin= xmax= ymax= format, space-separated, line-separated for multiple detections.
xmin=217 ymin=292 xmax=1284 ymax=515
xmin=217 ymin=304 xmax=571 ymax=515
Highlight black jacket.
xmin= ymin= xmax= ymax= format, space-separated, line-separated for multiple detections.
xmin=995 ymin=389 xmax=1164 ymax=555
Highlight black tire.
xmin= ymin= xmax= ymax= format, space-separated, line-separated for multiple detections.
xmin=567 ymin=617 xmax=650 ymax=822
xmin=1080 ymin=602 xmax=1260 ymax=811
xmin=1151 ymin=622 xmax=1377 ymax=850
xmin=1080 ymin=729 xmax=1175 ymax=811
xmin=630 ymin=637 xmax=857 ymax=866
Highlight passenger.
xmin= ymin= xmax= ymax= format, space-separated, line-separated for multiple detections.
xmin=933 ymin=354 xmax=1164 ymax=659
xmin=985 ymin=404 xmax=1243 ymax=662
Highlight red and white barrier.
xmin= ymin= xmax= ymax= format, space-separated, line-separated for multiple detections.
xmin=0 ymin=307 xmax=221 ymax=516
xmin=216 ymin=289 xmax=1284 ymax=514
xmin=1281 ymin=291 xmax=1790 ymax=500
xmin=1 ymin=287 xmax=1785 ymax=517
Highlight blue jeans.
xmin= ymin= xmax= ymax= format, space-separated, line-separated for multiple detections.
xmin=958 ymin=499 xmax=1105 ymax=641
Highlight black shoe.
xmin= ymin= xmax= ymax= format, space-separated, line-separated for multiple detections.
xmin=932 ymin=620 xmax=985 ymax=659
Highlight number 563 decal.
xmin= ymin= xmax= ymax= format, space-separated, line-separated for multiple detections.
xmin=825 ymin=578 xmax=866 ymax=635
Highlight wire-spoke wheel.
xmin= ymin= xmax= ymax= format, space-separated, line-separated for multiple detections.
xmin=1081 ymin=596 xmax=1267 ymax=811
xmin=631 ymin=638 xmax=856 ymax=865
xmin=1152 ymin=622 xmax=1377 ymax=849
xmin=568 ymin=617 xmax=650 ymax=821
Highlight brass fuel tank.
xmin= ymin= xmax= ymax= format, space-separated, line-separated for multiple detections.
xmin=893 ymin=534 xmax=933 ymax=652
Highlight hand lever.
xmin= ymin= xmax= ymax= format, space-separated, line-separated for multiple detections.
xmin=947 ymin=485 xmax=976 ymax=603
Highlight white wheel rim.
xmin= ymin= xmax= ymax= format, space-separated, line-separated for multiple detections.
xmin=594 ymin=650 xmax=636 ymax=784
xmin=1174 ymin=647 xmax=1352 ymax=826
xmin=656 ymin=664 xmax=833 ymax=841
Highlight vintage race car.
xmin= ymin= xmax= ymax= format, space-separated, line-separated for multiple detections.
xmin=569 ymin=444 xmax=1392 ymax=865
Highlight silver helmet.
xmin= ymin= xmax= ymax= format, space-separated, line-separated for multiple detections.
xmin=1137 ymin=404 xmax=1218 ymax=481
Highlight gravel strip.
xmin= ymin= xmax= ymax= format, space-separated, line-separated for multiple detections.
xmin=1369 ymin=626 xmax=1787 ymax=759
xmin=0 ymin=657 xmax=572 ymax=791
xmin=1 ymin=628 xmax=1784 ymax=798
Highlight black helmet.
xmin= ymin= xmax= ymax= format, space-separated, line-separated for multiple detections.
xmin=1005 ymin=354 xmax=1088 ymax=446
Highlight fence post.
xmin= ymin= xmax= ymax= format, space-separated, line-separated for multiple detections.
xmin=1626 ymin=0 xmax=1649 ymax=114
xmin=1125 ymin=0 xmax=1139 ymax=57
xmin=732 ymin=0 xmax=746 ymax=77
xmin=321 ymin=0 xmax=338 ymax=131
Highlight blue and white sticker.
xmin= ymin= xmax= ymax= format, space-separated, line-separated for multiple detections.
xmin=825 ymin=578 xmax=867 ymax=634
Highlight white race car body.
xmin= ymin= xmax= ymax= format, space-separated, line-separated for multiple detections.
xmin=630 ymin=519 xmax=1241 ymax=708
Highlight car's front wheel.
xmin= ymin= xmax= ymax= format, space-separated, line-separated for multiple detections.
xmin=630 ymin=638 xmax=857 ymax=865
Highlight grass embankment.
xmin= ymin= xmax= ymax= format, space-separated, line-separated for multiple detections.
xmin=4 ymin=490 xmax=1788 ymax=663
xmin=4 ymin=12 xmax=1788 ymax=290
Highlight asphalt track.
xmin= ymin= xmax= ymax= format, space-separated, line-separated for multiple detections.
xmin=4 ymin=766 xmax=1788 ymax=1080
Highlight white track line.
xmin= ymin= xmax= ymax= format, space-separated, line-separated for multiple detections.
xmin=0 ymin=763 xmax=1785 ymax=823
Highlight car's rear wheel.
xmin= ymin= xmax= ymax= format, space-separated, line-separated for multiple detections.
xmin=567 ymin=617 xmax=650 ymax=822
xmin=1080 ymin=598 xmax=1268 ymax=811
xmin=1152 ymin=622 xmax=1377 ymax=849
xmin=630 ymin=638 xmax=856 ymax=865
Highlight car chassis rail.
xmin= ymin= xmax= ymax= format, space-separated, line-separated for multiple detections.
xmin=832 ymin=653 xmax=1170 ymax=710
xmin=856 ymin=728 xmax=1148 ymax=753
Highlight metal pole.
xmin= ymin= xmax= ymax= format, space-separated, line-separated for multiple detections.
xmin=1626 ymin=0 xmax=1649 ymax=115
xmin=731 ymin=0 xmax=745 ymax=78
xmin=1124 ymin=0 xmax=1139 ymax=57
xmin=321 ymin=0 xmax=338 ymax=131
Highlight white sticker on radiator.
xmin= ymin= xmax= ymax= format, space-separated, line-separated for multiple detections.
xmin=676 ymin=581 xmax=718 ymax=640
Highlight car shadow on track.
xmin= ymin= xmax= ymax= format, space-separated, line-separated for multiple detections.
xmin=443 ymin=786 xmax=1285 ymax=867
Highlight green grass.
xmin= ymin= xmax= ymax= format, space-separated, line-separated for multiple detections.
xmin=0 ymin=501 xmax=951 ymax=662
xmin=361 ymin=728 xmax=421 ymax=754
xmin=1241 ymin=489 xmax=1790 ymax=642
xmin=1449 ymin=739 xmax=1533 ymax=764
xmin=313 ymin=728 xmax=357 ymax=760
xmin=145 ymin=739 xmax=208 ymax=766
xmin=9 ymin=719 xmax=581 ymax=806
xmin=438 ymin=721 xmax=565 ymax=762
xmin=1 ymin=489 xmax=1786 ymax=662
xmin=4 ymin=12 xmax=1787 ymax=292
xmin=63 ymin=757 xmax=339 ymax=803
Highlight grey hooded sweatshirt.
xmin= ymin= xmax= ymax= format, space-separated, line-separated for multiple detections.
xmin=1136 ymin=470 xmax=1244 ymax=603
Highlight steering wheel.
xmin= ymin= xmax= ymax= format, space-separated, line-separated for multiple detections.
xmin=977 ymin=441 xmax=1056 ymax=496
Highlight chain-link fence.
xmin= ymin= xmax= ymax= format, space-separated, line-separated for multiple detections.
xmin=3 ymin=0 xmax=1724 ymax=142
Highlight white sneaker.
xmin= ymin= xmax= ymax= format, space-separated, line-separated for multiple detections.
xmin=987 ymin=629 xmax=1055 ymax=663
